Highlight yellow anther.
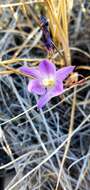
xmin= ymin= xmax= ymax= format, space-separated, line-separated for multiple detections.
xmin=42 ymin=77 xmax=55 ymax=87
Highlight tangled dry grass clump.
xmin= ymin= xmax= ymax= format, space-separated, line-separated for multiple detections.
xmin=0 ymin=0 xmax=90 ymax=190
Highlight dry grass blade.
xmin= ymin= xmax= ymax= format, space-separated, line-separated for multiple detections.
xmin=46 ymin=0 xmax=71 ymax=65
xmin=55 ymin=86 xmax=77 ymax=190
xmin=0 ymin=1 xmax=44 ymax=8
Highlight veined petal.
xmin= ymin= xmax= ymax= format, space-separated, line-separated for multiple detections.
xmin=39 ymin=60 xmax=56 ymax=77
xmin=20 ymin=66 xmax=40 ymax=79
xmin=28 ymin=79 xmax=46 ymax=95
xmin=37 ymin=81 xmax=63 ymax=108
xmin=56 ymin=66 xmax=75 ymax=81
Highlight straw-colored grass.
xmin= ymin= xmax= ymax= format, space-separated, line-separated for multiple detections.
xmin=0 ymin=1 xmax=90 ymax=190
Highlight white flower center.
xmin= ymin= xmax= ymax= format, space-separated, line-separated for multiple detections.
xmin=42 ymin=76 xmax=55 ymax=87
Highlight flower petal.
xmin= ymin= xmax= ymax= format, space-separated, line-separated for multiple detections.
xmin=20 ymin=66 xmax=40 ymax=78
xmin=56 ymin=66 xmax=75 ymax=81
xmin=39 ymin=59 xmax=56 ymax=77
xmin=50 ymin=80 xmax=64 ymax=96
xmin=28 ymin=79 xmax=46 ymax=95
xmin=37 ymin=81 xmax=63 ymax=108
xmin=37 ymin=93 xmax=51 ymax=108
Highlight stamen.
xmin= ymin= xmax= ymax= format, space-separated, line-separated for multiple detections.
xmin=42 ymin=77 xmax=55 ymax=87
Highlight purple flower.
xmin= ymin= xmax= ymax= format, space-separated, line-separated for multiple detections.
xmin=20 ymin=60 xmax=75 ymax=108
